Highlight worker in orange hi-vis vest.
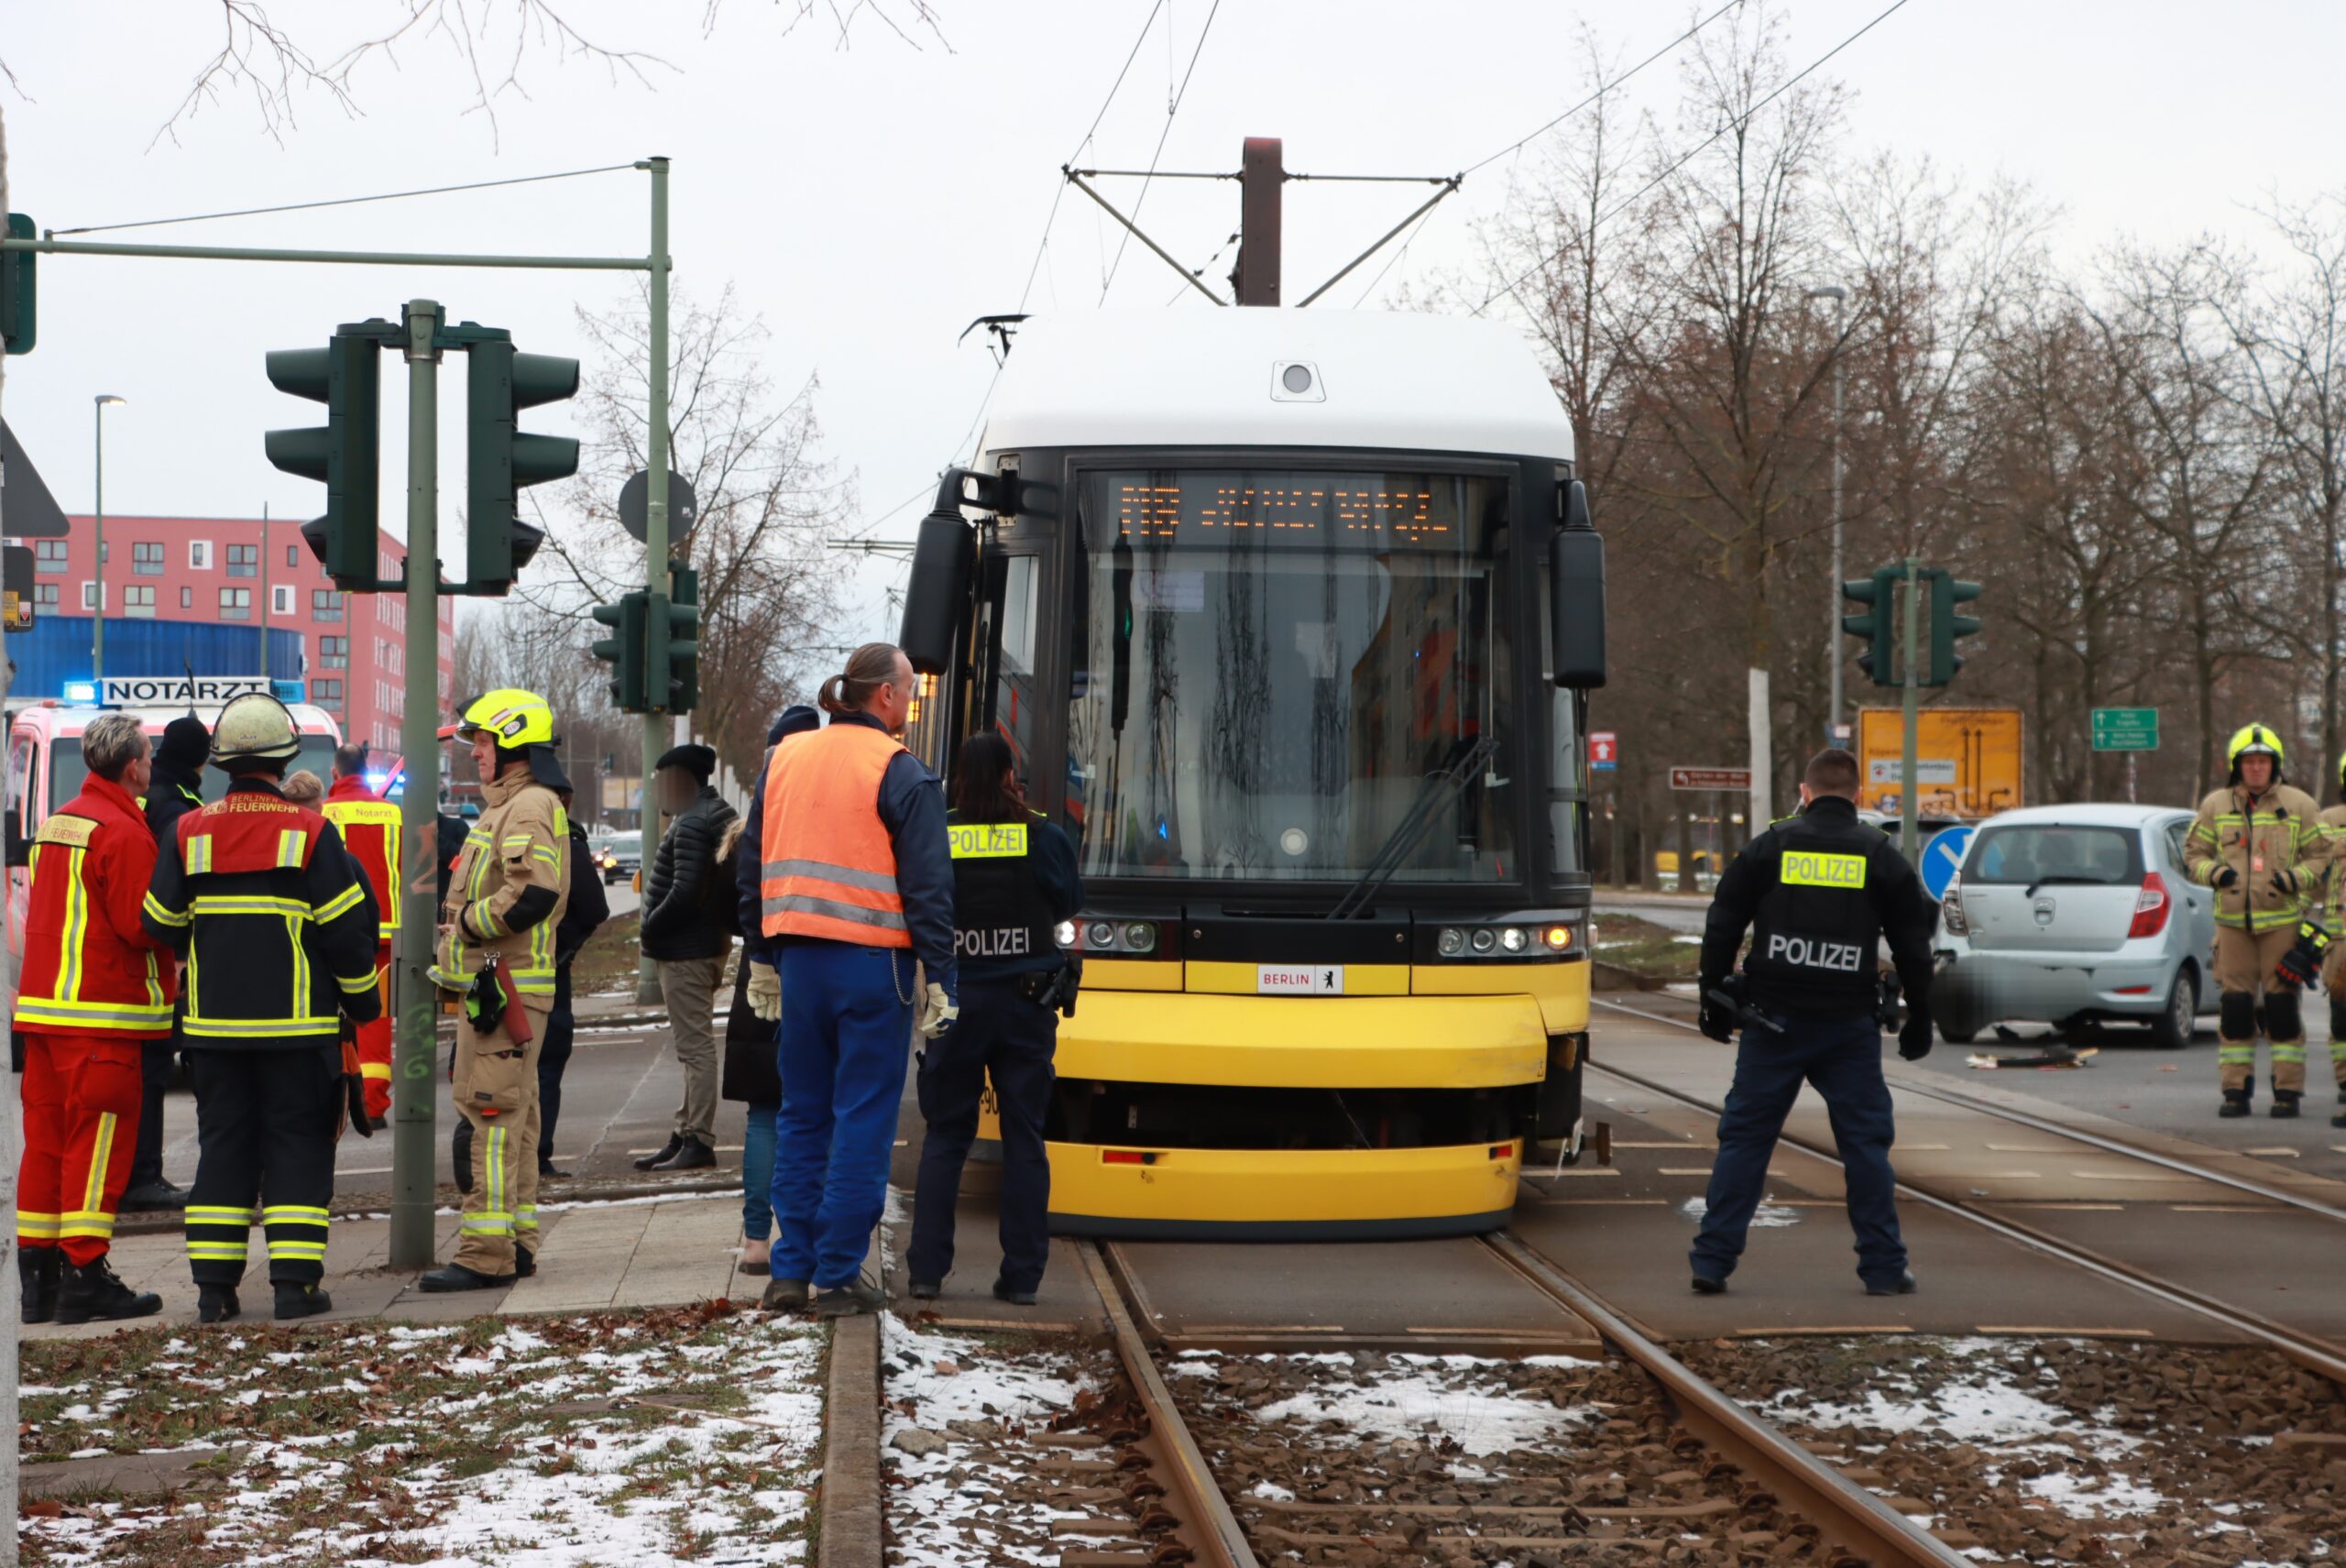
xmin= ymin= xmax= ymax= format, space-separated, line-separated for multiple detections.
xmin=320 ymin=743 xmax=403 ymax=1124
xmin=14 ymin=712 xmax=177 ymax=1326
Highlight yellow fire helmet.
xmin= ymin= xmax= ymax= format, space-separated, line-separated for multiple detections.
xmin=455 ymin=689 xmax=556 ymax=750
xmin=2227 ymin=722 xmax=2285 ymax=776
xmin=209 ymin=692 xmax=303 ymax=766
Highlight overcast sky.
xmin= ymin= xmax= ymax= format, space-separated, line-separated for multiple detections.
xmin=5 ymin=0 xmax=2343 ymax=655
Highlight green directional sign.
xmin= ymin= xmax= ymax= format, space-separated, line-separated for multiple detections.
xmin=2091 ymin=707 xmax=2158 ymax=751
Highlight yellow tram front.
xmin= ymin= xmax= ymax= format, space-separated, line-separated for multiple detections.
xmin=901 ymin=311 xmax=1606 ymax=1238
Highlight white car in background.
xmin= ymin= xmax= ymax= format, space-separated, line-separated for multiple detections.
xmin=1930 ymin=804 xmax=2220 ymax=1048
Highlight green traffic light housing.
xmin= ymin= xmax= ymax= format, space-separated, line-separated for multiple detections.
xmin=269 ymin=323 xmax=389 ymax=590
xmin=465 ymin=337 xmax=579 ymax=597
xmin=663 ymin=565 xmax=701 ymax=715
xmin=1840 ymin=566 xmax=1901 ymax=687
xmin=1929 ymin=573 xmax=1983 ymax=685
xmin=2 ymin=214 xmax=35 ymax=356
xmin=590 ymin=592 xmax=649 ymax=712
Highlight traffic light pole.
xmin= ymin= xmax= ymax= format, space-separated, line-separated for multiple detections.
xmin=638 ymin=157 xmax=670 ymax=1005
xmin=1900 ymin=556 xmax=1921 ymax=865
xmin=392 ymin=300 xmax=444 ymax=1271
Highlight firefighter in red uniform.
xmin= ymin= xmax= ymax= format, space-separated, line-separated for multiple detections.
xmin=322 ymin=743 xmax=402 ymax=1124
xmin=141 ymin=695 xmax=383 ymax=1322
xmin=14 ymin=713 xmax=176 ymax=1324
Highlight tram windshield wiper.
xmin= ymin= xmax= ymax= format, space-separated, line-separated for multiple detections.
xmin=1327 ymin=733 xmax=1498 ymax=921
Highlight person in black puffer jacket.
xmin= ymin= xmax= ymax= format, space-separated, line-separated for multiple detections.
xmin=121 ymin=713 xmax=213 ymax=1213
xmin=636 ymin=743 xmax=739 ymax=1172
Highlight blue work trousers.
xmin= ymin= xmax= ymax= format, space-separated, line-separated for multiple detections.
xmin=907 ymin=979 xmax=1058 ymax=1293
xmin=770 ymin=942 xmax=915 ymax=1289
xmin=1690 ymin=1013 xmax=1907 ymax=1288
xmin=742 ymin=1100 xmax=779 ymax=1243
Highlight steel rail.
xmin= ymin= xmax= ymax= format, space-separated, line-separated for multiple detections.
xmin=1483 ymin=1232 xmax=1975 ymax=1568
xmin=1595 ymin=996 xmax=2346 ymax=1223
xmin=1077 ymin=1240 xmax=1260 ymax=1568
xmin=1584 ymin=1004 xmax=2346 ymax=1386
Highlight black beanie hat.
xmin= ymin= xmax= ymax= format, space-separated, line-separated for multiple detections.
xmin=656 ymin=742 xmax=718 ymax=782
xmin=157 ymin=715 xmax=211 ymax=772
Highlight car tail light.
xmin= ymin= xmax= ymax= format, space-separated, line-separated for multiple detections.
xmin=2128 ymin=872 xmax=2171 ymax=939
xmin=1939 ymin=873 xmax=1968 ymax=937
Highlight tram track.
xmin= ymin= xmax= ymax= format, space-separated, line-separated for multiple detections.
xmin=1589 ymin=995 xmax=2346 ymax=1387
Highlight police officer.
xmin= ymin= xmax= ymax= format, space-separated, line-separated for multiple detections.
xmin=2186 ymin=724 xmax=2328 ymax=1118
xmin=1691 ymin=747 xmax=1937 ymax=1297
xmin=907 ymin=731 xmax=1083 ymax=1308
xmin=422 ymin=690 xmax=573 ymax=1291
xmin=141 ymin=695 xmax=383 ymax=1322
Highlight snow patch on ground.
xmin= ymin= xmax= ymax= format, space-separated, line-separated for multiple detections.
xmin=1679 ymin=1195 xmax=1802 ymax=1228
xmin=1237 ymin=1353 xmax=1595 ymax=1458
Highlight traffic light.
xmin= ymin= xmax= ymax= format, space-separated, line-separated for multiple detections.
xmin=2 ymin=214 xmax=34 ymax=356
xmin=1841 ymin=565 xmax=1901 ymax=687
xmin=1928 ymin=572 xmax=1982 ymax=685
xmin=661 ymin=565 xmax=700 ymax=714
xmin=269 ymin=324 xmax=385 ymax=590
xmin=590 ymin=592 xmax=648 ymax=712
xmin=465 ymin=338 xmax=579 ymax=596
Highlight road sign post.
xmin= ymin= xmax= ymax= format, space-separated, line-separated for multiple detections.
xmin=391 ymin=302 xmax=442 ymax=1271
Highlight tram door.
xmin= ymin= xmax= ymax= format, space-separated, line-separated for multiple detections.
xmin=963 ymin=546 xmax=1047 ymax=803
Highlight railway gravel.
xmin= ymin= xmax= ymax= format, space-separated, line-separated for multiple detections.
xmin=1679 ymin=1335 xmax=2346 ymax=1565
xmin=1164 ymin=1346 xmax=1870 ymax=1565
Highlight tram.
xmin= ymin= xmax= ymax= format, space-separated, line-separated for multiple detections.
xmin=899 ymin=307 xmax=1606 ymax=1237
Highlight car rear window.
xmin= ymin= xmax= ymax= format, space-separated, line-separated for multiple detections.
xmin=1964 ymin=825 xmax=2141 ymax=885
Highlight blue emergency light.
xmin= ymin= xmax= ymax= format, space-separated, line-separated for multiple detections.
xmin=272 ymin=679 xmax=306 ymax=705
xmin=61 ymin=682 xmax=97 ymax=704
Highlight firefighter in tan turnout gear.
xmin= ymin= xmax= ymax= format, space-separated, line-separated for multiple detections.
xmin=2315 ymin=752 xmax=2346 ymax=1130
xmin=2186 ymin=724 xmax=2331 ymax=1119
xmin=421 ymin=690 xmax=572 ymax=1291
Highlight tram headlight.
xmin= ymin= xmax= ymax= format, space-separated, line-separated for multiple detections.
xmin=1122 ymin=922 xmax=1157 ymax=953
xmin=1437 ymin=927 xmax=1466 ymax=958
xmin=1499 ymin=927 xmax=1528 ymax=953
xmin=1469 ymin=927 xmax=1497 ymax=954
xmin=1087 ymin=920 xmax=1118 ymax=950
xmin=1054 ymin=920 xmax=1078 ymax=949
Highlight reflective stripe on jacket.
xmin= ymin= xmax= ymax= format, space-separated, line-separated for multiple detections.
xmin=13 ymin=774 xmax=175 ymax=1038
xmin=759 ymin=722 xmax=911 ymax=948
xmin=138 ymin=778 xmax=383 ymax=1046
xmin=431 ymin=762 xmax=570 ymax=997
xmin=2187 ymin=783 xmax=2329 ymax=932
xmin=322 ymin=774 xmax=403 ymax=943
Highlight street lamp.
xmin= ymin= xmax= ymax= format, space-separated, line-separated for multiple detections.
xmin=93 ymin=394 xmax=126 ymax=684
xmin=1803 ymin=285 xmax=1847 ymax=741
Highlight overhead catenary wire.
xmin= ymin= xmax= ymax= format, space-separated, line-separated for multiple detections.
xmin=53 ymin=161 xmax=642 ymax=236
xmin=1099 ymin=0 xmax=1222 ymax=301
xmin=1459 ymin=1 xmax=1743 ymax=179
xmin=1473 ymin=0 xmax=1921 ymax=317
xmin=1019 ymin=0 xmax=1170 ymax=313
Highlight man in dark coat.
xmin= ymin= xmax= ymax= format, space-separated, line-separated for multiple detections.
xmin=634 ymin=742 xmax=739 ymax=1172
xmin=121 ymin=714 xmax=211 ymax=1212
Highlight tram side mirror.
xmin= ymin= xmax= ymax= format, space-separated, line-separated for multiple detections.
xmin=4 ymin=806 xmax=26 ymax=869
xmin=900 ymin=475 xmax=980 ymax=677
xmin=1551 ymin=482 xmax=1606 ymax=689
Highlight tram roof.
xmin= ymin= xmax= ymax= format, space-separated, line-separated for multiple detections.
xmin=978 ymin=310 xmax=1574 ymax=465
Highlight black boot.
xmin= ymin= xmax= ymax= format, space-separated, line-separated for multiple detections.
xmin=55 ymin=1257 xmax=162 ymax=1325
xmin=18 ymin=1247 xmax=59 ymax=1325
xmin=2220 ymin=1088 xmax=2253 ymax=1118
xmin=633 ymin=1135 xmax=684 ymax=1172
xmin=274 ymin=1282 xmax=333 ymax=1321
xmin=117 ymin=1178 xmax=191 ymax=1212
xmin=2272 ymin=1090 xmax=2302 ymax=1119
xmin=650 ymin=1135 xmax=715 ymax=1172
xmin=515 ymin=1246 xmax=535 ymax=1279
xmin=197 ymin=1284 xmax=241 ymax=1324
xmin=419 ymin=1262 xmax=513 ymax=1293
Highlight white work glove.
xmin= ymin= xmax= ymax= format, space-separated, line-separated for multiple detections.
xmin=746 ymin=960 xmax=782 ymax=1024
xmin=917 ymin=981 xmax=959 ymax=1038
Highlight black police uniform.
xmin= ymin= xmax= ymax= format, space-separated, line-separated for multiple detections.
xmin=1691 ymin=793 xmax=1936 ymax=1292
xmin=906 ymin=810 xmax=1082 ymax=1297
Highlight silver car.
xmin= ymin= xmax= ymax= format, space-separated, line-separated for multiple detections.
xmin=1931 ymin=804 xmax=2218 ymax=1048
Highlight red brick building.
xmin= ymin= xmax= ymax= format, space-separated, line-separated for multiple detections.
xmin=46 ymin=515 xmax=455 ymax=751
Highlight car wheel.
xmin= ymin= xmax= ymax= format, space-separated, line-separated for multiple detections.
xmin=2148 ymin=966 xmax=2196 ymax=1050
xmin=1936 ymin=1019 xmax=1978 ymax=1046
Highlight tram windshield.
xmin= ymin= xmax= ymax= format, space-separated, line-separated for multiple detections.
xmin=1067 ymin=468 xmax=1517 ymax=885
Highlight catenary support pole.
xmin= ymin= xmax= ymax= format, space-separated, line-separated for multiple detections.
xmin=1827 ymin=342 xmax=1845 ymax=738
xmin=1748 ymin=667 xmax=1772 ymax=842
xmin=1900 ymin=556 xmax=1921 ymax=864
xmin=638 ymin=158 xmax=671 ymax=1004
xmin=92 ymin=400 xmax=104 ymax=681
xmin=390 ymin=300 xmax=444 ymax=1270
